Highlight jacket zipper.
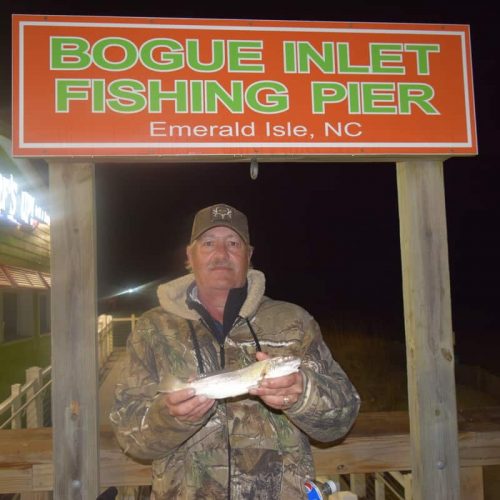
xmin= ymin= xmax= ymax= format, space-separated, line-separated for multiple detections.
xmin=189 ymin=316 xmax=262 ymax=498
xmin=225 ymin=400 xmax=232 ymax=499
xmin=219 ymin=342 xmax=225 ymax=369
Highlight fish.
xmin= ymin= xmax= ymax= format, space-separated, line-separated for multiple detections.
xmin=157 ymin=355 xmax=301 ymax=399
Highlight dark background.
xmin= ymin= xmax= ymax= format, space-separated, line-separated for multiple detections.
xmin=1 ymin=1 xmax=498 ymax=372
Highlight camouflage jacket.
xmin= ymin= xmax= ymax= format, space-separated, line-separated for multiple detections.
xmin=110 ymin=270 xmax=360 ymax=499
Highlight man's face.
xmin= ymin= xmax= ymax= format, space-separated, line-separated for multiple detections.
xmin=187 ymin=226 xmax=252 ymax=293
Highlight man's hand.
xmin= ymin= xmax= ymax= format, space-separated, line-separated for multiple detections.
xmin=249 ymin=351 xmax=304 ymax=410
xmin=161 ymin=388 xmax=215 ymax=423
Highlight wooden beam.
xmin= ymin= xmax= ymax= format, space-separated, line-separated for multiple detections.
xmin=1 ymin=409 xmax=500 ymax=492
xmin=396 ymin=160 xmax=460 ymax=499
xmin=49 ymin=162 xmax=99 ymax=499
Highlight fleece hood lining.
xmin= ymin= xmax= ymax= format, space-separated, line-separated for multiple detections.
xmin=156 ymin=269 xmax=266 ymax=321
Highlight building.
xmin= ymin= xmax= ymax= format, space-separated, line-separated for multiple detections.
xmin=0 ymin=133 xmax=51 ymax=401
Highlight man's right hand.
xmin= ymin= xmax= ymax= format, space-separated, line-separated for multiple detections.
xmin=161 ymin=388 xmax=215 ymax=422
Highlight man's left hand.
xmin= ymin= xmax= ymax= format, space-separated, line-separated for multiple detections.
xmin=249 ymin=351 xmax=304 ymax=410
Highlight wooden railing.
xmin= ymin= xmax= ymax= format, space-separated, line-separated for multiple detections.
xmin=110 ymin=314 xmax=138 ymax=347
xmin=0 ymin=365 xmax=52 ymax=430
xmin=0 ymin=409 xmax=499 ymax=499
xmin=98 ymin=314 xmax=114 ymax=375
xmin=0 ymin=314 xmax=121 ymax=431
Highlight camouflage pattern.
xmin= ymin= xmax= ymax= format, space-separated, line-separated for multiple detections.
xmin=110 ymin=270 xmax=360 ymax=499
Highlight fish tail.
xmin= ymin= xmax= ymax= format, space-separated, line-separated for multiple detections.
xmin=158 ymin=373 xmax=186 ymax=393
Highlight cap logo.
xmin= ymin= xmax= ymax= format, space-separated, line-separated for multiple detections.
xmin=211 ymin=206 xmax=233 ymax=221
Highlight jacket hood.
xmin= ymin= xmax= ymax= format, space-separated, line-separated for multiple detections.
xmin=157 ymin=269 xmax=266 ymax=321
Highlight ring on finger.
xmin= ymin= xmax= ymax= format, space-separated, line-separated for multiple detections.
xmin=283 ymin=395 xmax=291 ymax=406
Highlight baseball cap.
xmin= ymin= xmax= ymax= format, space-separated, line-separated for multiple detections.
xmin=190 ymin=203 xmax=250 ymax=244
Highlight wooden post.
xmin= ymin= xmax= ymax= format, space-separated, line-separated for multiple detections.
xmin=374 ymin=474 xmax=385 ymax=500
xmin=49 ymin=162 xmax=99 ymax=499
xmin=349 ymin=473 xmax=366 ymax=497
xmin=10 ymin=383 xmax=22 ymax=429
xmin=396 ymin=160 xmax=460 ymax=499
xmin=26 ymin=367 xmax=43 ymax=428
xmin=107 ymin=315 xmax=113 ymax=356
xmin=98 ymin=315 xmax=106 ymax=371
xmin=403 ymin=473 xmax=413 ymax=500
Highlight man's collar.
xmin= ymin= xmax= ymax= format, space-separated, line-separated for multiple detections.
xmin=186 ymin=281 xmax=200 ymax=305
xmin=186 ymin=281 xmax=248 ymax=335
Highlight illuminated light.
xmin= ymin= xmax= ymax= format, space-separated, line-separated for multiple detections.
xmin=100 ymin=277 xmax=166 ymax=302
xmin=0 ymin=173 xmax=50 ymax=227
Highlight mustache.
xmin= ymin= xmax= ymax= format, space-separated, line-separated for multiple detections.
xmin=208 ymin=259 xmax=234 ymax=270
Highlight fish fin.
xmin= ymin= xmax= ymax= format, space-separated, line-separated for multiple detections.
xmin=255 ymin=361 xmax=270 ymax=386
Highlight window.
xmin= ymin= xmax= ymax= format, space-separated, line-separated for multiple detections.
xmin=1 ymin=291 xmax=35 ymax=341
xmin=2 ymin=292 xmax=18 ymax=342
xmin=39 ymin=292 xmax=51 ymax=334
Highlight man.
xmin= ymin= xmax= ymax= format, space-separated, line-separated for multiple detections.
xmin=110 ymin=203 xmax=360 ymax=499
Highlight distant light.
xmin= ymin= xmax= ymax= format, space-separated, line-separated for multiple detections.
xmin=117 ymin=283 xmax=146 ymax=296
xmin=100 ymin=277 xmax=166 ymax=301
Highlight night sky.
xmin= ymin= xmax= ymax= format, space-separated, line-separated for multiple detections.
xmin=1 ymin=1 xmax=499 ymax=371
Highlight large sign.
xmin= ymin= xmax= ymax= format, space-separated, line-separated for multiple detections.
xmin=12 ymin=15 xmax=477 ymax=158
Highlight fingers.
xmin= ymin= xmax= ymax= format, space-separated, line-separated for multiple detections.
xmin=259 ymin=371 xmax=303 ymax=394
xmin=261 ymin=393 xmax=297 ymax=410
xmin=162 ymin=390 xmax=215 ymax=422
xmin=165 ymin=388 xmax=195 ymax=405
xmin=177 ymin=396 xmax=215 ymax=421
xmin=252 ymin=383 xmax=301 ymax=401
xmin=249 ymin=371 xmax=304 ymax=410
xmin=255 ymin=351 xmax=270 ymax=361
xmin=260 ymin=372 xmax=300 ymax=390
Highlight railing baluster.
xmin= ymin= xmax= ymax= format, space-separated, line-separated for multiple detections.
xmin=10 ymin=383 xmax=22 ymax=429
xmin=403 ymin=473 xmax=412 ymax=500
xmin=108 ymin=315 xmax=113 ymax=355
xmin=26 ymin=367 xmax=43 ymax=428
xmin=374 ymin=473 xmax=386 ymax=499
xmin=350 ymin=473 xmax=366 ymax=498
